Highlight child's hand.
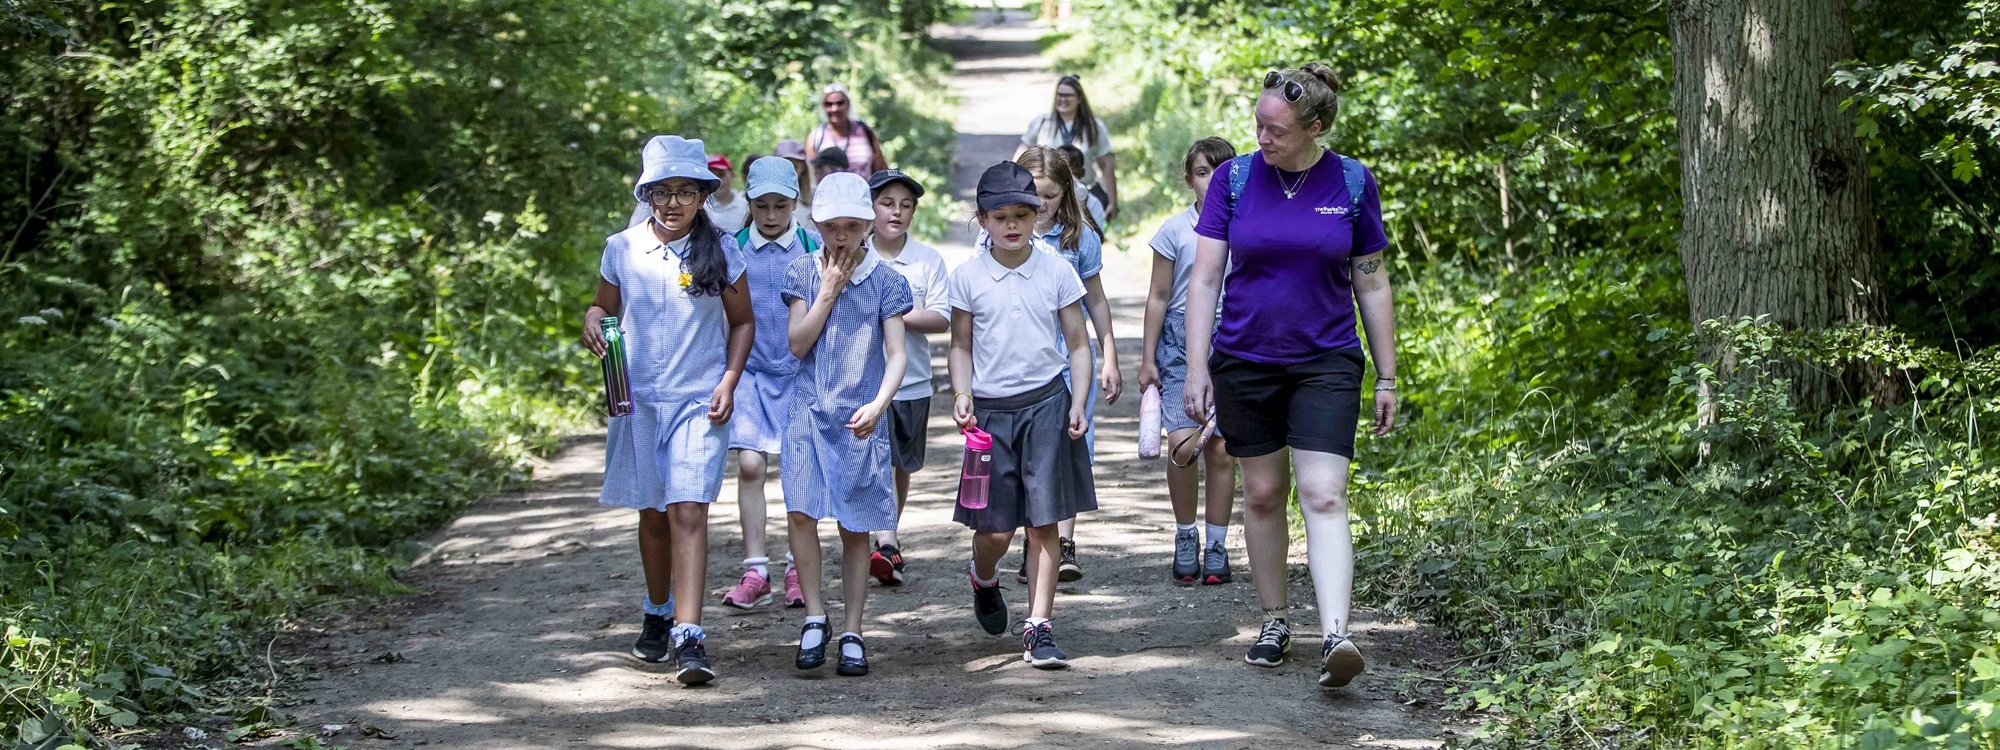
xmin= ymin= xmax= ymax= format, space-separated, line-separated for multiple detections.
xmin=819 ymin=253 xmax=853 ymax=296
xmin=953 ymin=392 xmax=977 ymax=431
xmin=1068 ymin=405 xmax=1087 ymax=440
xmin=1137 ymin=361 xmax=1160 ymax=394
xmin=847 ymin=401 xmax=885 ymax=439
xmin=581 ymin=307 xmax=611 ymax=357
xmin=1100 ymin=361 xmax=1123 ymax=405
xmin=708 ymin=382 xmax=735 ymax=425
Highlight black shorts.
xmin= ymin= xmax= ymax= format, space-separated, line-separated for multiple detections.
xmin=1210 ymin=348 xmax=1365 ymax=459
xmin=889 ymin=396 xmax=931 ymax=473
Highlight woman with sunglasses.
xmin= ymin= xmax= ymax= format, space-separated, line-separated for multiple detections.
xmin=1181 ymin=64 xmax=1398 ymax=691
xmin=807 ymin=84 xmax=890 ymax=177
xmin=1016 ymin=75 xmax=1119 ymax=220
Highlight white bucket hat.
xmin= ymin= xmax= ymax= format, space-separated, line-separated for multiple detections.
xmin=810 ymin=172 xmax=874 ymax=223
xmin=633 ymin=135 xmax=719 ymax=202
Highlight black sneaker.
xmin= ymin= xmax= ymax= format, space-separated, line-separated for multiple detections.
xmin=672 ymin=633 xmax=716 ymax=685
xmin=1317 ymin=634 xmax=1365 ymax=688
xmin=631 ymin=613 xmax=674 ymax=663
xmin=1201 ymin=540 xmax=1233 ymax=585
xmin=795 ymin=621 xmax=829 ymax=670
xmin=1057 ymin=537 xmax=1083 ymax=582
xmin=1245 ymin=618 xmax=1291 ymax=667
xmin=1015 ymin=539 xmax=1030 ymax=584
xmin=1021 ymin=621 xmax=1069 ymax=669
xmin=835 ymin=634 xmax=870 ymax=677
xmin=971 ymin=575 xmax=1009 ymax=635
xmin=1170 ymin=528 xmax=1200 ymax=584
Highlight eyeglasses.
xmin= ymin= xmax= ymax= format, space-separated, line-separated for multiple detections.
xmin=823 ymin=98 xmax=850 ymax=108
xmin=645 ymin=188 xmax=703 ymax=207
xmin=1264 ymin=71 xmax=1304 ymax=102
xmin=1053 ymin=92 xmax=1078 ymax=102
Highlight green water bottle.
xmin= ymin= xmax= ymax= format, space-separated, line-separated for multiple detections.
xmin=600 ymin=316 xmax=632 ymax=417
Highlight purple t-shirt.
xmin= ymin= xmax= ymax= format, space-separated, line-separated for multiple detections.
xmin=1193 ymin=149 xmax=1386 ymax=365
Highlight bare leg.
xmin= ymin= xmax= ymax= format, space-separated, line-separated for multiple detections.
xmin=840 ymin=528 xmax=872 ymax=634
xmin=736 ymin=451 xmax=769 ymax=561
xmin=1203 ymin=439 xmax=1238 ymax=527
xmin=1238 ymin=451 xmax=1292 ymax=614
xmin=972 ymin=529 xmax=1017 ymax=581
xmin=667 ymin=502 xmax=710 ymax=626
xmin=878 ymin=469 xmax=911 ymax=548
xmin=1025 ymin=524 xmax=1061 ymax=619
xmin=1165 ymin=427 xmax=1201 ymax=525
xmin=1293 ymin=450 xmax=1353 ymax=636
xmin=1057 ymin=516 xmax=1076 ymax=539
xmin=638 ymin=509 xmax=674 ymax=607
xmin=788 ymin=512 xmax=825 ymax=615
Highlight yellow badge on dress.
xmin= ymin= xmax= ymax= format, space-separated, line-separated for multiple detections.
xmin=678 ymin=271 xmax=692 ymax=289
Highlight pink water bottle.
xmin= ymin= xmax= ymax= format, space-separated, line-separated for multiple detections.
xmin=958 ymin=427 xmax=994 ymax=510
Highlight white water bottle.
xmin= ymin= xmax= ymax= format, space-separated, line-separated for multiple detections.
xmin=1138 ymin=385 xmax=1163 ymax=459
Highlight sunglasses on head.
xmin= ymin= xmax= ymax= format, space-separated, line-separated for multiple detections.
xmin=1264 ymin=70 xmax=1304 ymax=102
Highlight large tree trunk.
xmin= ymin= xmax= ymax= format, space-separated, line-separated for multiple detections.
xmin=1669 ymin=0 xmax=1898 ymax=410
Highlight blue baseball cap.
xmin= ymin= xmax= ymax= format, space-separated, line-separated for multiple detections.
xmin=976 ymin=162 xmax=1042 ymax=211
xmin=745 ymin=157 xmax=800 ymax=200
xmin=633 ymin=135 xmax=719 ymax=201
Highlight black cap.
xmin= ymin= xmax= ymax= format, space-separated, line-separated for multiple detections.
xmin=975 ymin=161 xmax=1043 ymax=211
xmin=867 ymin=168 xmax=926 ymax=199
xmin=812 ymin=146 xmax=848 ymax=169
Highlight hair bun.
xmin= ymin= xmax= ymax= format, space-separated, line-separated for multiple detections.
xmin=1299 ymin=62 xmax=1341 ymax=93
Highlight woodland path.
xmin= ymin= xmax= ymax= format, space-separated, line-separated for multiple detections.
xmin=269 ymin=9 xmax=1464 ymax=749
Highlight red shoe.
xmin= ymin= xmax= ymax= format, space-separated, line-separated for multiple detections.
xmin=870 ymin=544 xmax=906 ymax=586
xmin=783 ymin=565 xmax=805 ymax=608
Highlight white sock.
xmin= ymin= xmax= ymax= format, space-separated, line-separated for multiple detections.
xmin=1176 ymin=523 xmax=1197 ymax=536
xmin=801 ymin=615 xmax=828 ymax=650
xmin=839 ymin=632 xmax=864 ymax=660
xmin=786 ymin=552 xmax=796 ymax=572
xmin=969 ymin=560 xmax=997 ymax=588
xmin=744 ymin=556 xmax=770 ymax=579
xmin=1023 ymin=617 xmax=1050 ymax=628
xmin=1205 ymin=523 xmax=1229 ymax=548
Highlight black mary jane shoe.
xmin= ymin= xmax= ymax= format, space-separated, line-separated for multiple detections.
xmin=835 ymin=634 xmax=870 ymax=677
xmin=796 ymin=621 xmax=829 ymax=670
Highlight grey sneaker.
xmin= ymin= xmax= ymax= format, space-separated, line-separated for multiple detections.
xmin=1245 ymin=618 xmax=1291 ymax=667
xmin=1317 ymin=634 xmax=1365 ymax=688
xmin=1201 ymin=540 xmax=1233 ymax=585
xmin=1171 ymin=528 xmax=1200 ymax=584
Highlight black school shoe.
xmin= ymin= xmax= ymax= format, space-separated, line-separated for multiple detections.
xmin=672 ymin=634 xmax=716 ymax=685
xmin=971 ymin=574 xmax=1009 ymax=635
xmin=1021 ymin=621 xmax=1069 ymax=669
xmin=795 ymin=621 xmax=829 ymax=670
xmin=1245 ymin=618 xmax=1292 ymax=668
xmin=836 ymin=634 xmax=870 ymax=677
xmin=631 ymin=613 xmax=675 ymax=663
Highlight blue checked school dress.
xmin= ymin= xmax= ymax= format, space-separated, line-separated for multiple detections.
xmin=729 ymin=225 xmax=819 ymax=454
xmin=778 ymin=251 xmax=914 ymax=533
xmin=597 ymin=223 xmax=748 ymax=510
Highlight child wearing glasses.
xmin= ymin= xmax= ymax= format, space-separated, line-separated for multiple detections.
xmin=582 ymin=135 xmax=753 ymax=685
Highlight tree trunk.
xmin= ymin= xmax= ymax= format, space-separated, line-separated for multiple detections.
xmin=1669 ymin=0 xmax=1899 ymax=410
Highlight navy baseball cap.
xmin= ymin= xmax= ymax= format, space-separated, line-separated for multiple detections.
xmin=975 ymin=162 xmax=1042 ymax=211
xmin=867 ymin=168 xmax=926 ymax=199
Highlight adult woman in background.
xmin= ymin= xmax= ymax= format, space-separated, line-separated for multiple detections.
xmin=1017 ymin=75 xmax=1118 ymax=220
xmin=807 ymin=84 xmax=890 ymax=177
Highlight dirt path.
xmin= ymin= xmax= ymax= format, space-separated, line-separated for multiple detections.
xmin=274 ymin=11 xmax=1465 ymax=749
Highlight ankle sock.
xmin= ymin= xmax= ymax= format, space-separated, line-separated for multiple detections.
xmin=643 ymin=596 xmax=675 ymax=617
xmin=1024 ymin=617 xmax=1050 ymax=628
xmin=1177 ymin=523 xmax=1198 ymax=536
xmin=839 ymin=632 xmax=864 ymax=660
xmin=744 ymin=557 xmax=770 ymax=579
xmin=1206 ymin=523 xmax=1229 ymax=548
xmin=786 ymin=552 xmax=796 ymax=572
xmin=969 ymin=560 xmax=998 ymax=588
xmin=669 ymin=623 xmax=704 ymax=645
xmin=801 ymin=615 xmax=828 ymax=649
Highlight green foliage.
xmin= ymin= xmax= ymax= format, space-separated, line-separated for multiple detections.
xmin=0 ymin=0 xmax=954 ymax=743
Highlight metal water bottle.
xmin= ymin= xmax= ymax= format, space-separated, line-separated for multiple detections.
xmin=599 ymin=316 xmax=632 ymax=417
xmin=958 ymin=427 xmax=994 ymax=510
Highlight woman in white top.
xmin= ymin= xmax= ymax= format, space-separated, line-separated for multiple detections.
xmin=1016 ymin=75 xmax=1119 ymax=220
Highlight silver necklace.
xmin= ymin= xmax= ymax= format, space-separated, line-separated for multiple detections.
xmin=1275 ymin=161 xmax=1312 ymax=199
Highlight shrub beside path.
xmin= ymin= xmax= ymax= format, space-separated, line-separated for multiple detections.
xmin=269 ymin=11 xmax=1465 ymax=749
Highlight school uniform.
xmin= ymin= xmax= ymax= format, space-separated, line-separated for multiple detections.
xmin=778 ymin=251 xmax=914 ymax=532
xmin=1035 ymin=223 xmax=1104 ymax=461
xmin=946 ymin=249 xmax=1097 ymax=532
xmin=1147 ymin=204 xmax=1213 ymax=434
xmin=706 ymin=191 xmax=749 ymax=233
xmin=875 ymin=237 xmax=950 ymax=473
xmin=731 ymin=223 xmax=820 ymax=454
xmin=598 ymin=223 xmax=748 ymax=510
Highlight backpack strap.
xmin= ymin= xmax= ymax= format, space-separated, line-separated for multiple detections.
xmin=1339 ymin=155 xmax=1367 ymax=213
xmin=795 ymin=227 xmax=818 ymax=254
xmin=1225 ymin=153 xmax=1254 ymax=221
xmin=1229 ymin=152 xmax=1368 ymax=218
xmin=734 ymin=226 xmax=753 ymax=248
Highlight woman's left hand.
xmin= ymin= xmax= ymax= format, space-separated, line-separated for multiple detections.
xmin=709 ymin=383 xmax=736 ymax=425
xmin=1372 ymin=387 xmax=1397 ymax=437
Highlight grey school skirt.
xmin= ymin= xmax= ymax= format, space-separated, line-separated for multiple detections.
xmin=952 ymin=377 xmax=1098 ymax=533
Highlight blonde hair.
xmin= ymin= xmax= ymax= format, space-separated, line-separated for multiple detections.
xmin=1014 ymin=146 xmax=1100 ymax=252
xmin=1272 ymin=62 xmax=1342 ymax=135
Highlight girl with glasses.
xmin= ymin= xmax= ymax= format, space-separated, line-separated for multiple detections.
xmin=1017 ymin=75 xmax=1119 ymax=220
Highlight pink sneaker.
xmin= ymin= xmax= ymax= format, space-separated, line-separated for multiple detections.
xmin=783 ymin=566 xmax=805 ymax=608
xmin=720 ymin=568 xmax=771 ymax=610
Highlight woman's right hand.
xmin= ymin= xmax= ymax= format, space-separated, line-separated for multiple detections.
xmin=1137 ymin=361 xmax=1161 ymax=394
xmin=953 ymin=392 xmax=977 ymax=431
xmin=1183 ymin=366 xmax=1214 ymax=423
xmin=581 ymin=306 xmax=609 ymax=358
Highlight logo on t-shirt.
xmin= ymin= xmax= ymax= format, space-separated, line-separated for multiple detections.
xmin=1315 ymin=206 xmax=1350 ymax=216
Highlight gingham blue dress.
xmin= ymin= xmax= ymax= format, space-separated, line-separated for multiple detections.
xmin=597 ymin=223 xmax=748 ymax=510
xmin=778 ymin=252 xmax=914 ymax=532
xmin=730 ymin=225 xmax=818 ymax=454
xmin=1036 ymin=224 xmax=1104 ymax=461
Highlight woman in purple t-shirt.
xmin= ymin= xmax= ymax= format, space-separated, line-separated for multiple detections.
xmin=1181 ymin=63 xmax=1399 ymax=692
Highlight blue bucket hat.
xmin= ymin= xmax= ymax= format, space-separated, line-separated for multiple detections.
xmin=633 ymin=135 xmax=720 ymax=201
xmin=745 ymin=157 xmax=801 ymax=200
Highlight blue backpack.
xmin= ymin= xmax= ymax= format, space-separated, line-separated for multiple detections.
xmin=734 ymin=226 xmax=818 ymax=254
xmin=1226 ymin=152 xmax=1367 ymax=220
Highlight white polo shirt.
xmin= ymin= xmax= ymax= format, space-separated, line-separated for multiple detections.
xmin=947 ymin=248 xmax=1086 ymax=399
xmin=875 ymin=237 xmax=951 ymax=401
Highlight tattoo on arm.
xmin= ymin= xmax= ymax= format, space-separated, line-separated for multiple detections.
xmin=1357 ymin=258 xmax=1383 ymax=275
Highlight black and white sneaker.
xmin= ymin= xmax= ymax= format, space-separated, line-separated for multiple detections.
xmin=971 ymin=575 xmax=1009 ymax=635
xmin=1022 ymin=621 xmax=1069 ymax=669
xmin=1245 ymin=618 xmax=1291 ymax=667
xmin=1201 ymin=541 xmax=1233 ymax=585
xmin=672 ymin=634 xmax=716 ymax=685
xmin=1171 ymin=528 xmax=1200 ymax=584
xmin=630 ymin=613 xmax=674 ymax=663
xmin=1057 ymin=537 xmax=1083 ymax=582
xmin=1317 ymin=634 xmax=1365 ymax=688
